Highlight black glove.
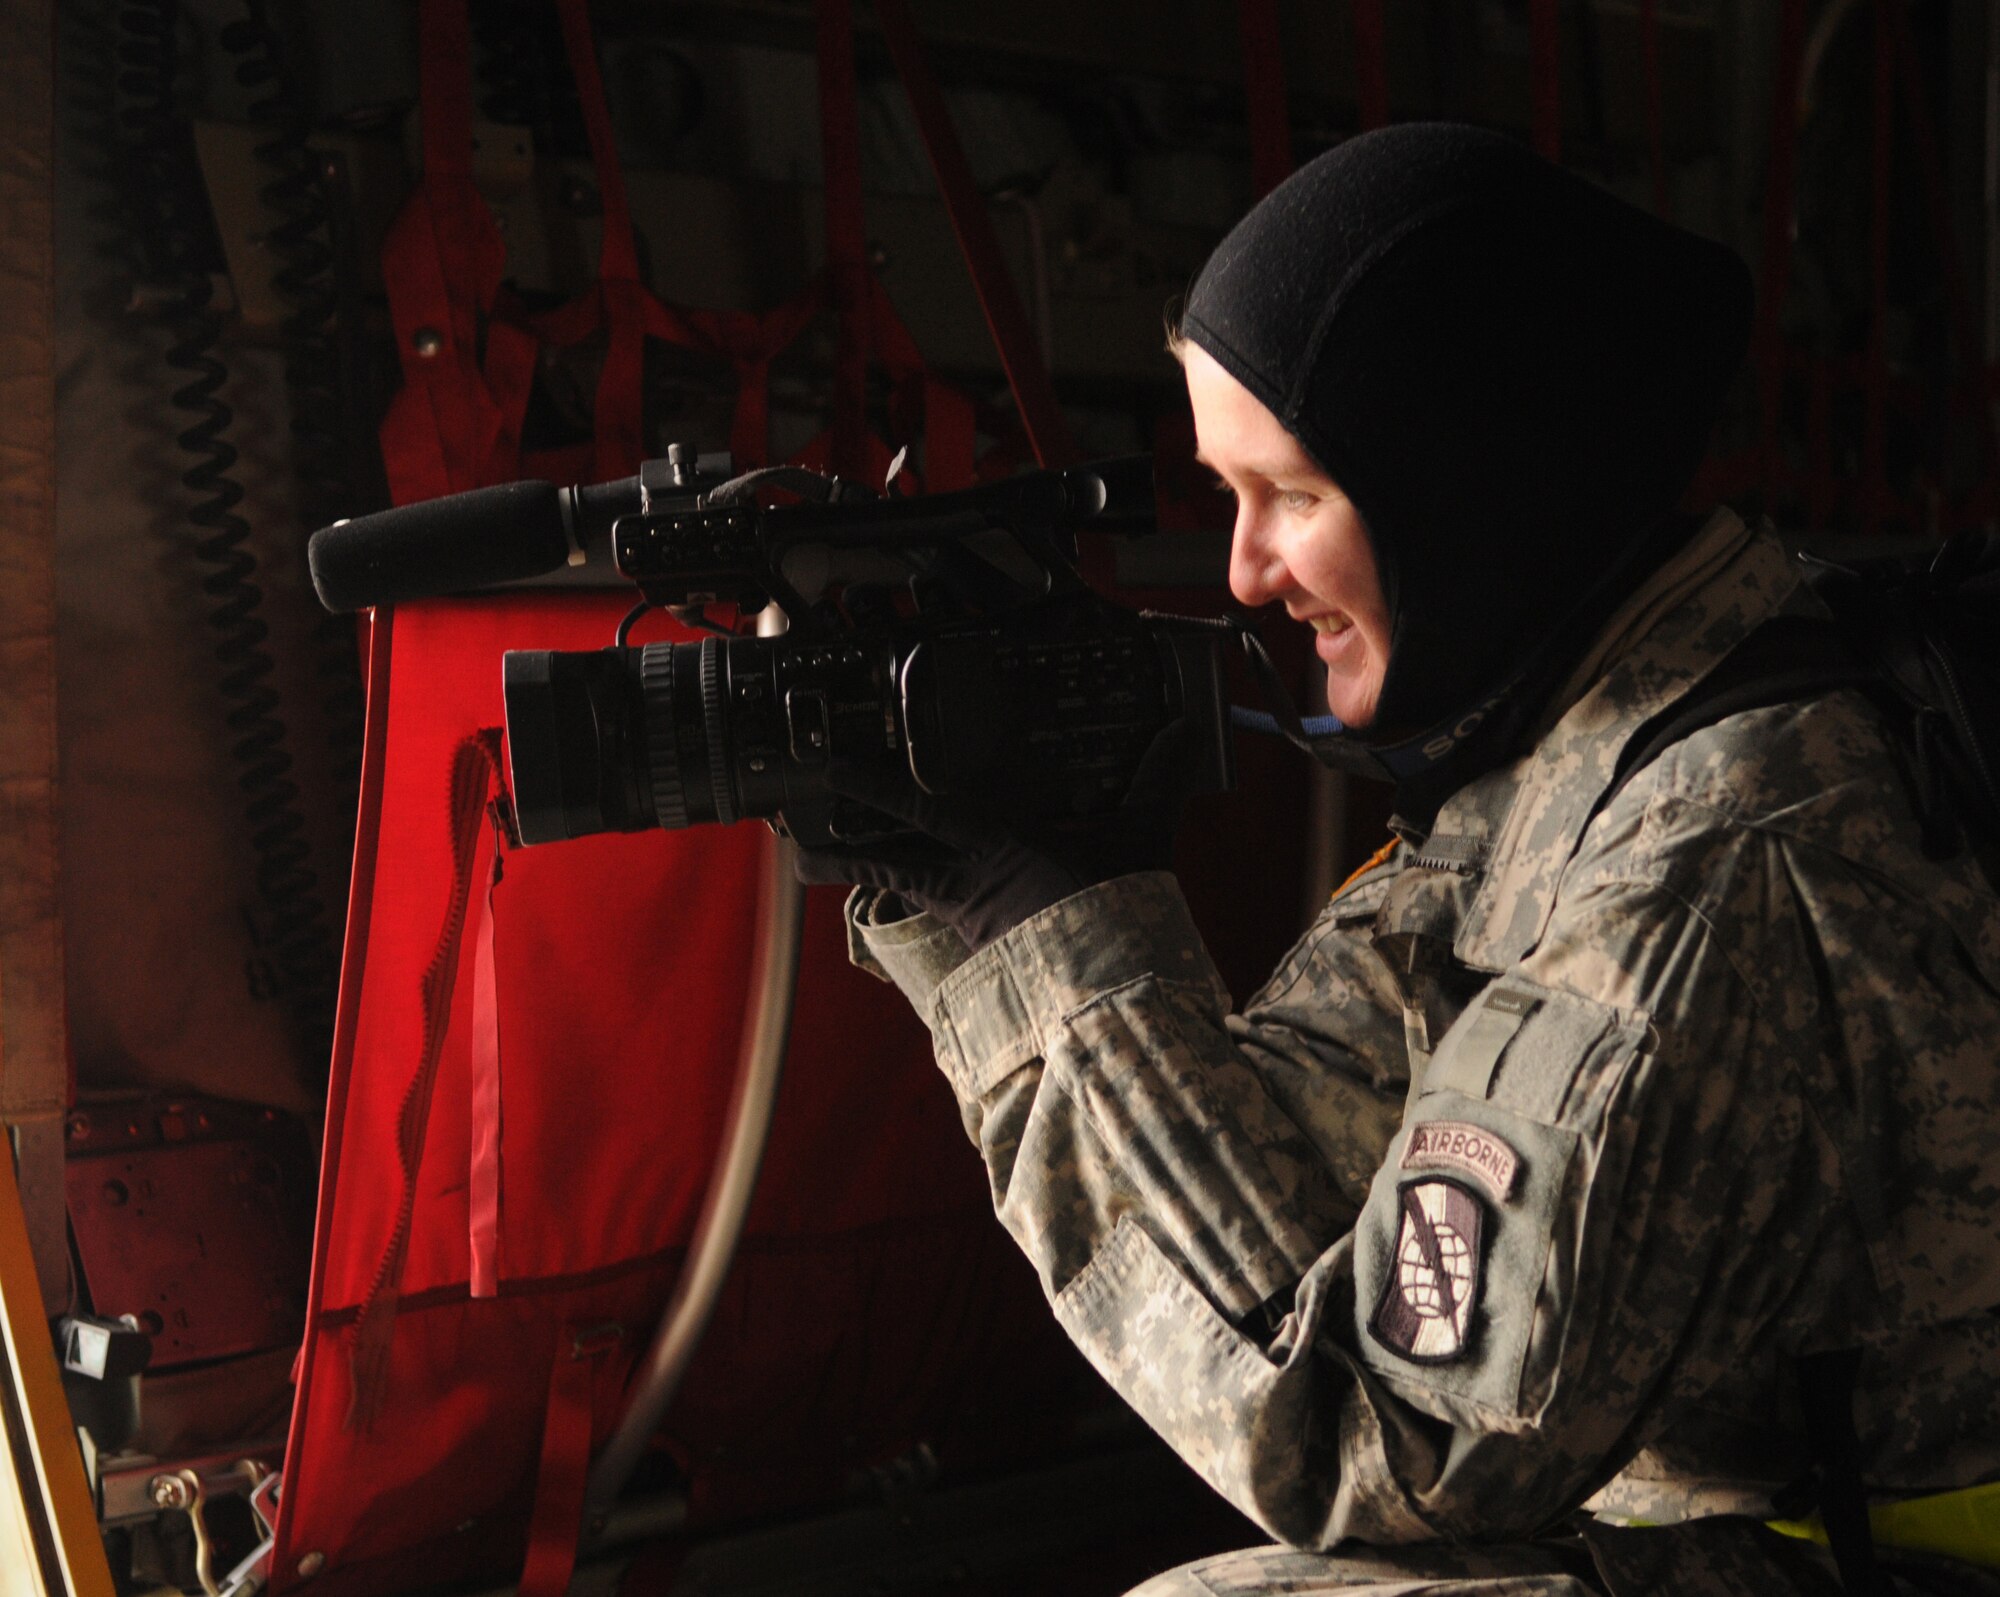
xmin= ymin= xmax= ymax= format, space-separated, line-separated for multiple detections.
xmin=795 ymin=720 xmax=1198 ymax=953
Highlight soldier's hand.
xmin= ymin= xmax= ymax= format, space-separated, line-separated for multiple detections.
xmin=793 ymin=722 xmax=1195 ymax=952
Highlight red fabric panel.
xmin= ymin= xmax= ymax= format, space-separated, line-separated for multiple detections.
xmin=874 ymin=0 xmax=1077 ymax=467
xmin=273 ymin=597 xmax=1079 ymax=1591
xmin=306 ymin=600 xmax=762 ymax=1321
xmin=276 ymin=1285 xmax=649 ymax=1592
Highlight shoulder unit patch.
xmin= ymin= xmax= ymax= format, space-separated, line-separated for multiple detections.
xmin=1401 ymin=1118 xmax=1520 ymax=1203
xmin=1370 ymin=1178 xmax=1487 ymax=1364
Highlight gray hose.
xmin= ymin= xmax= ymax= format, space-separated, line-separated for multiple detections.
xmin=582 ymin=831 xmax=805 ymax=1530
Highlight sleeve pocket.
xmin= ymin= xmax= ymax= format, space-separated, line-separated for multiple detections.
xmin=1053 ymin=1214 xmax=1321 ymax=1541
xmin=1048 ymin=979 xmax=1335 ymax=1316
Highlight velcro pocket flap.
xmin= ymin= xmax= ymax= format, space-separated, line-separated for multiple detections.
xmin=1423 ymin=978 xmax=1639 ymax=1126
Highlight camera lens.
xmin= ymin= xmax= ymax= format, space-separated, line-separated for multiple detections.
xmin=637 ymin=645 xmax=687 ymax=830
xmin=637 ymin=638 xmax=737 ymax=829
xmin=503 ymin=649 xmax=651 ymax=843
xmin=501 ymin=639 xmax=744 ymax=843
xmin=692 ymin=639 xmax=737 ymax=825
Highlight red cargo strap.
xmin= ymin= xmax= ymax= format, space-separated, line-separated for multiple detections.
xmin=875 ymin=0 xmax=1076 ymax=468
xmin=554 ymin=0 xmax=649 ymax=481
xmin=345 ymin=728 xmax=505 ymax=1429
xmin=1529 ymin=0 xmax=1561 ymax=161
xmin=678 ymin=288 xmax=829 ymax=469
xmin=377 ymin=0 xmax=532 ymax=503
xmin=518 ymin=1322 xmax=622 ymax=1597
xmin=1236 ymin=0 xmax=1293 ymax=200
xmin=511 ymin=0 xmax=693 ymax=480
xmin=1351 ymin=0 xmax=1389 ymax=132
xmin=467 ymin=805 xmax=507 ymax=1299
xmin=383 ymin=0 xmax=1052 ymax=495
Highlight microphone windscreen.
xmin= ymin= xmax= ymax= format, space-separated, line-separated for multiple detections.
xmin=308 ymin=480 xmax=569 ymax=612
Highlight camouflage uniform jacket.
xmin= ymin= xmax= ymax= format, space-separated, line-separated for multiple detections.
xmin=843 ymin=510 xmax=2000 ymax=1554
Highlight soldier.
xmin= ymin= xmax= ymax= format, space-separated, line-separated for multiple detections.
xmin=798 ymin=124 xmax=2000 ymax=1595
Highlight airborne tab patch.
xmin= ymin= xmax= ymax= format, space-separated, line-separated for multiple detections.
xmin=1370 ymin=1179 xmax=1486 ymax=1364
xmin=1401 ymin=1119 xmax=1520 ymax=1202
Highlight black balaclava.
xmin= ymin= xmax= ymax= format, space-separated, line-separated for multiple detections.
xmin=1182 ymin=123 xmax=1753 ymax=812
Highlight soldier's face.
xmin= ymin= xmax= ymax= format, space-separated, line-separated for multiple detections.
xmin=1185 ymin=343 xmax=1392 ymax=728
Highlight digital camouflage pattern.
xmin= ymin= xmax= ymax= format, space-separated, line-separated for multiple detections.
xmin=846 ymin=512 xmax=2000 ymax=1596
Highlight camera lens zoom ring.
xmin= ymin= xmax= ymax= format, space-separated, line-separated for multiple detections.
xmin=699 ymin=639 xmax=738 ymax=825
xmin=639 ymin=645 xmax=689 ymax=830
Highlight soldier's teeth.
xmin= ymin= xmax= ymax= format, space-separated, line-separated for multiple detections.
xmin=1312 ymin=614 xmax=1353 ymax=636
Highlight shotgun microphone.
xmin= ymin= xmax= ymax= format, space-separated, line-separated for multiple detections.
xmin=307 ymin=450 xmax=732 ymax=614
xmin=309 ymin=481 xmax=572 ymax=614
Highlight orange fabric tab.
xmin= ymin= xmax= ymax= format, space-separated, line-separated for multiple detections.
xmin=1335 ymin=836 xmax=1400 ymax=900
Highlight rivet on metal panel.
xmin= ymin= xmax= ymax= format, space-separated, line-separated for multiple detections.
xmin=149 ymin=1472 xmax=191 ymax=1509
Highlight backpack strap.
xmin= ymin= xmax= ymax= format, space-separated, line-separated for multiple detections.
xmin=1799 ymin=534 xmax=2000 ymax=859
xmin=1592 ymin=612 xmax=1879 ymax=825
xmin=1795 ymin=1348 xmax=1895 ymax=1597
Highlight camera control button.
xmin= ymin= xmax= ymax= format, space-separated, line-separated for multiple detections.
xmin=786 ymin=689 xmax=831 ymax=764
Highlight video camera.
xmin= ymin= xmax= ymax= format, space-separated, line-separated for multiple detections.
xmin=308 ymin=446 xmax=1235 ymax=848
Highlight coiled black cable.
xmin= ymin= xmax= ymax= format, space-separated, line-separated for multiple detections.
xmin=221 ymin=3 xmax=367 ymax=948
xmin=113 ymin=0 xmax=192 ymax=287
xmin=117 ymin=0 xmax=338 ymax=1073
